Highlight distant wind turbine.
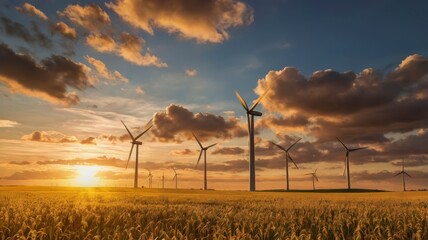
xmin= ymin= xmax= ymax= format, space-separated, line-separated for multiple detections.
xmin=193 ymin=133 xmax=217 ymax=190
xmin=235 ymin=90 xmax=268 ymax=191
xmin=394 ymin=159 xmax=411 ymax=191
xmin=172 ymin=167 xmax=178 ymax=189
xmin=270 ymin=138 xmax=301 ymax=191
xmin=121 ymin=120 xmax=152 ymax=188
xmin=336 ymin=137 xmax=368 ymax=190
xmin=162 ymin=172 xmax=165 ymax=189
xmin=305 ymin=168 xmax=319 ymax=190
xmin=148 ymin=169 xmax=153 ymax=188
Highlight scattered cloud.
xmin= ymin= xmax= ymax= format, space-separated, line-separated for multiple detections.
xmin=107 ymin=0 xmax=253 ymax=43
xmin=212 ymin=147 xmax=245 ymax=155
xmin=16 ymin=3 xmax=48 ymax=21
xmin=0 ymin=17 xmax=52 ymax=48
xmin=255 ymin=54 xmax=428 ymax=144
xmin=0 ymin=43 xmax=92 ymax=105
xmin=135 ymin=86 xmax=145 ymax=94
xmin=9 ymin=161 xmax=30 ymax=165
xmin=37 ymin=156 xmax=125 ymax=168
xmin=170 ymin=148 xmax=198 ymax=156
xmin=51 ymin=21 xmax=77 ymax=39
xmin=84 ymin=55 xmax=128 ymax=83
xmin=58 ymin=4 xmax=110 ymax=32
xmin=22 ymin=131 xmax=79 ymax=143
xmin=85 ymin=34 xmax=116 ymax=52
xmin=2 ymin=170 xmax=76 ymax=180
xmin=80 ymin=136 xmax=97 ymax=145
xmin=0 ymin=120 xmax=19 ymax=128
xmin=185 ymin=69 xmax=197 ymax=77
xmin=150 ymin=104 xmax=246 ymax=142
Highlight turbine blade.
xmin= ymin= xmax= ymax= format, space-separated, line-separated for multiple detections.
xmin=135 ymin=125 xmax=153 ymax=140
xmin=246 ymin=113 xmax=251 ymax=133
xmin=349 ymin=147 xmax=368 ymax=152
xmin=304 ymin=173 xmax=312 ymax=175
xmin=286 ymin=138 xmax=302 ymax=151
xmin=336 ymin=137 xmax=348 ymax=151
xmin=172 ymin=175 xmax=176 ymax=181
xmin=172 ymin=167 xmax=176 ymax=174
xmin=314 ymin=168 xmax=318 ymax=174
xmin=126 ymin=144 xmax=134 ymax=169
xmin=287 ymin=153 xmax=298 ymax=169
xmin=206 ymin=143 xmax=217 ymax=149
xmin=270 ymin=141 xmax=287 ymax=152
xmin=192 ymin=133 xmax=203 ymax=149
xmin=235 ymin=91 xmax=249 ymax=111
xmin=195 ymin=150 xmax=203 ymax=168
xmin=121 ymin=120 xmax=135 ymax=141
xmin=404 ymin=172 xmax=411 ymax=178
xmin=393 ymin=171 xmax=403 ymax=177
xmin=249 ymin=90 xmax=269 ymax=112
xmin=314 ymin=175 xmax=319 ymax=182
xmin=343 ymin=158 xmax=347 ymax=176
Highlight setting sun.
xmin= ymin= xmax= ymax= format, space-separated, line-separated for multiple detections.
xmin=74 ymin=166 xmax=99 ymax=187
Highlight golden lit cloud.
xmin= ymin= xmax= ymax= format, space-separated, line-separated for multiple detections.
xmin=51 ymin=22 xmax=77 ymax=39
xmin=106 ymin=0 xmax=253 ymax=43
xmin=58 ymin=4 xmax=110 ymax=31
xmin=16 ymin=3 xmax=48 ymax=21
xmin=84 ymin=55 xmax=129 ymax=83
xmin=85 ymin=34 xmax=116 ymax=53
xmin=185 ymin=69 xmax=198 ymax=77
xmin=0 ymin=120 xmax=19 ymax=128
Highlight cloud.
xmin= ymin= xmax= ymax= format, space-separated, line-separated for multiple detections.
xmin=0 ymin=17 xmax=52 ymax=48
xmin=9 ymin=161 xmax=30 ymax=165
xmin=150 ymin=104 xmax=246 ymax=142
xmin=255 ymin=54 xmax=428 ymax=144
xmin=85 ymin=32 xmax=167 ymax=68
xmin=51 ymin=22 xmax=77 ymax=39
xmin=185 ymin=69 xmax=197 ymax=77
xmin=16 ymin=3 xmax=48 ymax=21
xmin=21 ymin=131 xmax=79 ymax=143
xmin=212 ymin=147 xmax=244 ymax=155
xmin=170 ymin=148 xmax=198 ymax=156
xmin=0 ymin=43 xmax=92 ymax=105
xmin=84 ymin=55 xmax=128 ymax=83
xmin=85 ymin=34 xmax=116 ymax=52
xmin=80 ymin=136 xmax=97 ymax=145
xmin=118 ymin=32 xmax=167 ymax=67
xmin=106 ymin=0 xmax=253 ymax=43
xmin=2 ymin=170 xmax=76 ymax=180
xmin=0 ymin=120 xmax=19 ymax=127
xmin=37 ymin=156 xmax=125 ymax=168
xmin=58 ymin=4 xmax=110 ymax=32
xmin=135 ymin=86 xmax=145 ymax=94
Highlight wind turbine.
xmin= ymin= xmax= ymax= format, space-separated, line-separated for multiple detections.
xmin=162 ymin=172 xmax=165 ymax=189
xmin=336 ymin=137 xmax=368 ymax=190
xmin=147 ymin=169 xmax=153 ymax=188
xmin=172 ymin=167 xmax=178 ymax=189
xmin=270 ymin=138 xmax=301 ymax=191
xmin=193 ymin=133 xmax=217 ymax=190
xmin=121 ymin=119 xmax=152 ymax=188
xmin=305 ymin=168 xmax=319 ymax=190
xmin=235 ymin=90 xmax=268 ymax=191
xmin=394 ymin=159 xmax=411 ymax=191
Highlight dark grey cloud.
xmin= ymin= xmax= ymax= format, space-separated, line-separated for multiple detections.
xmin=0 ymin=17 xmax=52 ymax=48
xmin=212 ymin=147 xmax=245 ymax=155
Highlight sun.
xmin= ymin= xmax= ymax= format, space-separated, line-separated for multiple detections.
xmin=74 ymin=166 xmax=100 ymax=187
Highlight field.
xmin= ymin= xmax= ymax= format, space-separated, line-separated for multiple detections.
xmin=0 ymin=187 xmax=427 ymax=239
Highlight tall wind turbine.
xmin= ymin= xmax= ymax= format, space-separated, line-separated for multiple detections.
xmin=336 ymin=137 xmax=367 ymax=190
xmin=270 ymin=138 xmax=301 ymax=191
xmin=305 ymin=168 xmax=319 ymax=190
xmin=235 ymin=90 xmax=268 ymax=191
xmin=121 ymin=120 xmax=152 ymax=188
xmin=193 ymin=133 xmax=217 ymax=190
xmin=394 ymin=159 xmax=411 ymax=191
xmin=172 ymin=167 xmax=178 ymax=189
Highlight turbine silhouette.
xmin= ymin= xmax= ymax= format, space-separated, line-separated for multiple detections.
xmin=172 ymin=167 xmax=178 ymax=189
xmin=121 ymin=119 xmax=152 ymax=188
xmin=147 ymin=169 xmax=153 ymax=188
xmin=336 ymin=137 xmax=367 ymax=190
xmin=305 ymin=168 xmax=319 ymax=190
xmin=270 ymin=138 xmax=301 ymax=191
xmin=235 ymin=90 xmax=268 ymax=191
xmin=193 ymin=133 xmax=217 ymax=190
xmin=394 ymin=159 xmax=411 ymax=191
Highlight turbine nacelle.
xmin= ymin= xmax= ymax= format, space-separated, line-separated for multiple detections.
xmin=249 ymin=110 xmax=262 ymax=116
xmin=131 ymin=141 xmax=142 ymax=145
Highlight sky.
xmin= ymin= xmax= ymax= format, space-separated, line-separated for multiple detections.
xmin=0 ymin=0 xmax=427 ymax=191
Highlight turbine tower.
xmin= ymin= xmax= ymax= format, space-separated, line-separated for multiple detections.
xmin=172 ymin=167 xmax=178 ymax=189
xmin=235 ymin=90 xmax=268 ymax=191
xmin=336 ymin=137 xmax=367 ymax=190
xmin=148 ymin=169 xmax=153 ymax=188
xmin=162 ymin=172 xmax=165 ymax=189
xmin=121 ymin=120 xmax=152 ymax=188
xmin=193 ymin=133 xmax=217 ymax=190
xmin=394 ymin=159 xmax=411 ymax=191
xmin=270 ymin=138 xmax=301 ymax=191
xmin=305 ymin=168 xmax=319 ymax=190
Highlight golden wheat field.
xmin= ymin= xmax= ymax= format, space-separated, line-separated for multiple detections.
xmin=0 ymin=187 xmax=427 ymax=239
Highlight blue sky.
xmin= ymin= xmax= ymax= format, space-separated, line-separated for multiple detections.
xmin=0 ymin=0 xmax=427 ymax=190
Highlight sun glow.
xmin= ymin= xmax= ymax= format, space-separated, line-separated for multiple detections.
xmin=74 ymin=166 xmax=100 ymax=187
